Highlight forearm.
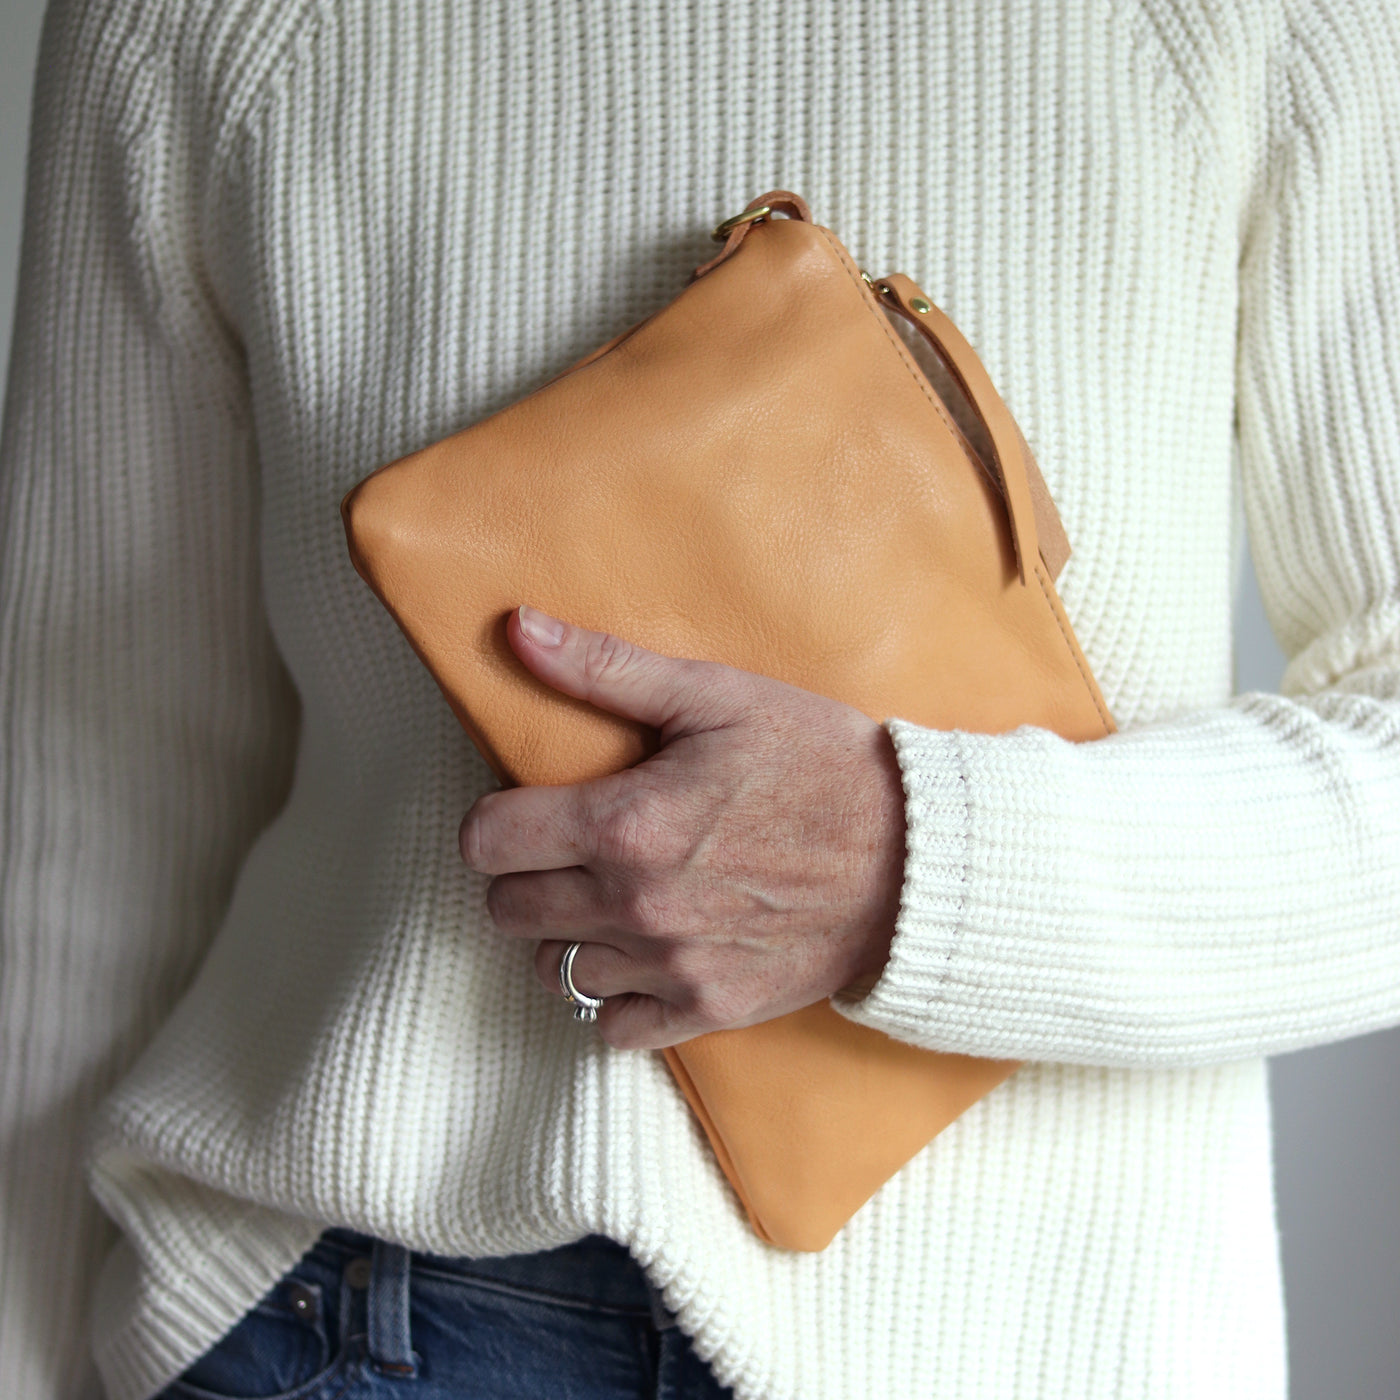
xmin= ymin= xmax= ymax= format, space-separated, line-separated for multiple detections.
xmin=0 ymin=2 xmax=297 ymax=1391
xmin=835 ymin=682 xmax=1400 ymax=1068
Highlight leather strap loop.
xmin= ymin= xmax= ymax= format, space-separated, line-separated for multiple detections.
xmin=875 ymin=273 xmax=1041 ymax=585
xmin=748 ymin=190 xmax=812 ymax=223
xmin=690 ymin=189 xmax=812 ymax=282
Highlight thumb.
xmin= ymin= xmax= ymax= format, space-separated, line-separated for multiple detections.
xmin=508 ymin=604 xmax=743 ymax=737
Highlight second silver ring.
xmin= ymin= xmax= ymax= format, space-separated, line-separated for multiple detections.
xmin=558 ymin=941 xmax=605 ymax=1024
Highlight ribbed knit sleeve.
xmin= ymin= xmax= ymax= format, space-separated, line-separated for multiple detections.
xmin=0 ymin=3 xmax=299 ymax=1395
xmin=834 ymin=0 xmax=1400 ymax=1069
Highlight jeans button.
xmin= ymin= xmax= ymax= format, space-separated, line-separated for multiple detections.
xmin=345 ymin=1256 xmax=372 ymax=1289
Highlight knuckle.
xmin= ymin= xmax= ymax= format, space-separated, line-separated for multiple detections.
xmin=650 ymin=938 xmax=686 ymax=977
xmin=595 ymin=798 xmax=657 ymax=871
xmin=583 ymin=630 xmax=635 ymax=687
xmin=674 ymin=962 xmax=749 ymax=1031
xmin=618 ymin=883 xmax=672 ymax=937
xmin=689 ymin=988 xmax=744 ymax=1033
xmin=642 ymin=812 xmax=690 ymax=870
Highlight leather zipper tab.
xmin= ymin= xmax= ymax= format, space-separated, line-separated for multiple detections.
xmin=874 ymin=273 xmax=1041 ymax=586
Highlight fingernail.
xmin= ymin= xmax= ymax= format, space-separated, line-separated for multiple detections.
xmin=518 ymin=604 xmax=565 ymax=647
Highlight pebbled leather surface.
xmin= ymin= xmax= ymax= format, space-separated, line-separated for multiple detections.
xmin=342 ymin=194 xmax=1114 ymax=1252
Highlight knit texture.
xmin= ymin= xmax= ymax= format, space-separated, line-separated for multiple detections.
xmin=2 ymin=1 xmax=1398 ymax=1396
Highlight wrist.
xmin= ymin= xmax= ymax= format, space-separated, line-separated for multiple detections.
xmin=838 ymin=723 xmax=907 ymax=998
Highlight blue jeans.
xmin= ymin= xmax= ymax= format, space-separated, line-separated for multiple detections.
xmin=157 ymin=1228 xmax=736 ymax=1400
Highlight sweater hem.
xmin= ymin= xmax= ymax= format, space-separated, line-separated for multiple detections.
xmin=87 ymin=1168 xmax=328 ymax=1400
xmin=831 ymin=719 xmax=971 ymax=1047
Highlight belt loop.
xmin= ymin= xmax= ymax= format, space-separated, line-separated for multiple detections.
xmin=367 ymin=1239 xmax=418 ymax=1376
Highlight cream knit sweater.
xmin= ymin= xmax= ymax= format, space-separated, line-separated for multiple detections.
xmin=3 ymin=0 xmax=1399 ymax=1396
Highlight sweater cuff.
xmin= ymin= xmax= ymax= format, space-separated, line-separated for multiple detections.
xmin=831 ymin=718 xmax=971 ymax=1040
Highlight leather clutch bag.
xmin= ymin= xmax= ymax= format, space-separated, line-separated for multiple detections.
xmin=341 ymin=190 xmax=1114 ymax=1251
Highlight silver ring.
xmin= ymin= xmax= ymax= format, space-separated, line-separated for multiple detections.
xmin=558 ymin=941 xmax=604 ymax=1024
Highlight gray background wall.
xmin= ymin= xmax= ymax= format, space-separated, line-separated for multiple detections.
xmin=1 ymin=2 xmax=1395 ymax=1395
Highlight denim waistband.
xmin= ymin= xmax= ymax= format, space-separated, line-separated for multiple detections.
xmin=315 ymin=1227 xmax=672 ymax=1326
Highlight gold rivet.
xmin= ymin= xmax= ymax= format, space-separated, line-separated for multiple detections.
xmin=911 ymin=297 xmax=931 ymax=313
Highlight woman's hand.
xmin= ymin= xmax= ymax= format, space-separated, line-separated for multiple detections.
xmin=458 ymin=605 xmax=908 ymax=1050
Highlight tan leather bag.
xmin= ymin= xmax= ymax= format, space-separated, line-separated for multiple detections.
xmin=342 ymin=190 xmax=1114 ymax=1252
